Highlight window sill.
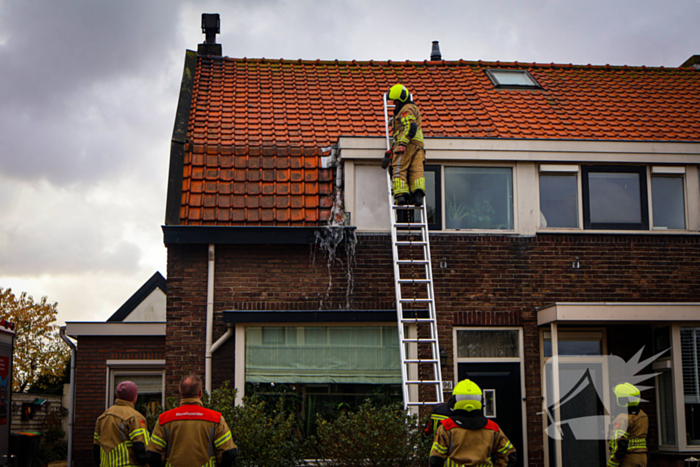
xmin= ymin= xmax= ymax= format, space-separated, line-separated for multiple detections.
xmin=537 ymin=229 xmax=700 ymax=236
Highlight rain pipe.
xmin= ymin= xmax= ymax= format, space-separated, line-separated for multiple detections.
xmin=205 ymin=244 xmax=215 ymax=395
xmin=59 ymin=326 xmax=76 ymax=467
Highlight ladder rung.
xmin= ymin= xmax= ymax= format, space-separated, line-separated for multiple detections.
xmin=396 ymin=259 xmax=429 ymax=265
xmin=401 ymin=319 xmax=435 ymax=325
xmin=394 ymin=223 xmax=426 ymax=229
xmin=398 ymin=278 xmax=430 ymax=284
xmin=395 ymin=241 xmax=427 ymax=246
xmin=400 ymin=298 xmax=432 ymax=303
xmin=404 ymin=359 xmax=439 ymax=364
xmin=402 ymin=338 xmax=437 ymax=343
xmin=407 ymin=401 xmax=443 ymax=406
xmin=406 ymin=380 xmax=441 ymax=385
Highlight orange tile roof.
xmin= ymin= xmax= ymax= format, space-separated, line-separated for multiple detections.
xmin=179 ymin=56 xmax=700 ymax=226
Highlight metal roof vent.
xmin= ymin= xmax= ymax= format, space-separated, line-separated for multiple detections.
xmin=198 ymin=13 xmax=222 ymax=56
xmin=431 ymin=41 xmax=442 ymax=61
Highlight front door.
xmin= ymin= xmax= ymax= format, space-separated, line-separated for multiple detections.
xmin=459 ymin=362 xmax=524 ymax=467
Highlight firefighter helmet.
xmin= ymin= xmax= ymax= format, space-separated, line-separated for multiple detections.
xmin=452 ymin=379 xmax=483 ymax=412
xmin=388 ymin=84 xmax=409 ymax=103
xmin=614 ymin=382 xmax=641 ymax=407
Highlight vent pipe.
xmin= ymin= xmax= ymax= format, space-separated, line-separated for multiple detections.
xmin=431 ymin=41 xmax=442 ymax=61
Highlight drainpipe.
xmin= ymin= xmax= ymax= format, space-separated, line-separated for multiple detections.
xmin=59 ymin=327 xmax=76 ymax=467
xmin=205 ymin=244 xmax=215 ymax=395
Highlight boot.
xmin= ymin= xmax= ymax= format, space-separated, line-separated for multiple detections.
xmin=412 ymin=190 xmax=425 ymax=207
xmin=395 ymin=193 xmax=411 ymax=206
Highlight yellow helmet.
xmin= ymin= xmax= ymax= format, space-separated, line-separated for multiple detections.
xmin=388 ymin=84 xmax=409 ymax=103
xmin=614 ymin=382 xmax=641 ymax=407
xmin=452 ymin=379 xmax=482 ymax=412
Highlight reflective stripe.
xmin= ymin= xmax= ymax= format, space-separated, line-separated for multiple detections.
xmin=432 ymin=441 xmax=448 ymax=454
xmin=99 ymin=440 xmax=138 ymax=467
xmin=454 ymin=394 xmax=481 ymax=402
xmin=214 ymin=430 xmax=232 ymax=448
xmin=128 ymin=428 xmax=146 ymax=440
xmin=498 ymin=440 xmax=514 ymax=454
xmin=150 ymin=434 xmax=166 ymax=448
xmin=628 ymin=437 xmax=647 ymax=449
xmin=393 ymin=178 xmax=409 ymax=195
xmin=94 ymin=433 xmax=100 ymax=441
xmin=410 ymin=177 xmax=425 ymax=193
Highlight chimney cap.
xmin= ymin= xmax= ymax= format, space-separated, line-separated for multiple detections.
xmin=431 ymin=41 xmax=442 ymax=61
xmin=201 ymin=13 xmax=220 ymax=36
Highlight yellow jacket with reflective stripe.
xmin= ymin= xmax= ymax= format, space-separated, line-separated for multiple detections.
xmin=607 ymin=409 xmax=648 ymax=466
xmin=147 ymin=398 xmax=236 ymax=467
xmin=94 ymin=399 xmax=150 ymax=467
xmin=391 ymin=102 xmax=424 ymax=150
xmin=430 ymin=418 xmax=515 ymax=467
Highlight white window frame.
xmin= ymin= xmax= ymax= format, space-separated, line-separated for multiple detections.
xmin=656 ymin=324 xmax=700 ymax=453
xmin=234 ymin=323 xmax=397 ymax=407
xmin=538 ymin=165 xmax=582 ymax=230
xmin=650 ymin=168 xmax=688 ymax=231
xmin=441 ymin=162 xmax=518 ymax=232
xmin=453 ymin=327 xmax=528 ymax=467
xmin=105 ymin=360 xmax=165 ymax=410
xmin=537 ymin=164 xmax=691 ymax=233
xmin=539 ymin=327 xmax=610 ymax=467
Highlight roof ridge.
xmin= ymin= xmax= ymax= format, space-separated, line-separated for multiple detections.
xmin=212 ymin=55 xmax=694 ymax=71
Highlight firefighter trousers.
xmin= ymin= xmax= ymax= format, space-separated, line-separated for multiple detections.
xmin=391 ymin=143 xmax=425 ymax=198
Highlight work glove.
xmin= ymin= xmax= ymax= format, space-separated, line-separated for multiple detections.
xmin=394 ymin=144 xmax=407 ymax=153
xmin=381 ymin=150 xmax=392 ymax=169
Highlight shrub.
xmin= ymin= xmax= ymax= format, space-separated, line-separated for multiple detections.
xmin=37 ymin=411 xmax=67 ymax=463
xmin=313 ymin=400 xmax=431 ymax=467
xmin=153 ymin=381 xmax=304 ymax=467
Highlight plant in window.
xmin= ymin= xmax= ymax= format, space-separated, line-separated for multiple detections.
xmin=446 ymin=194 xmax=496 ymax=229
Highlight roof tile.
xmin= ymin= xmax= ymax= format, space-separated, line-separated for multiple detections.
xmin=179 ymin=56 xmax=700 ymax=226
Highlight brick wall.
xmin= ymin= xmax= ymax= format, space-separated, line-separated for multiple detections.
xmin=73 ymin=336 xmax=165 ymax=466
xmin=166 ymin=232 xmax=700 ymax=467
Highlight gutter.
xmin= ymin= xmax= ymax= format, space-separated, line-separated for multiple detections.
xmin=59 ymin=327 xmax=76 ymax=467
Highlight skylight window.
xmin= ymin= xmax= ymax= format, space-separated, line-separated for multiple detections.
xmin=486 ymin=69 xmax=540 ymax=88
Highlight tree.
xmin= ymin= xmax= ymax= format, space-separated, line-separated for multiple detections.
xmin=0 ymin=288 xmax=69 ymax=392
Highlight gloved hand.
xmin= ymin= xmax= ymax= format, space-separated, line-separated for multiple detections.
xmin=381 ymin=150 xmax=392 ymax=169
xmin=394 ymin=144 xmax=407 ymax=153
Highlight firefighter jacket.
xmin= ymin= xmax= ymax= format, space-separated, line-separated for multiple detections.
xmin=390 ymin=101 xmax=424 ymax=151
xmin=607 ymin=409 xmax=648 ymax=467
xmin=429 ymin=412 xmax=516 ymax=467
xmin=93 ymin=399 xmax=150 ymax=467
xmin=147 ymin=398 xmax=237 ymax=467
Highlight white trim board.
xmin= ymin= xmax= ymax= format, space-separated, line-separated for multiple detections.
xmin=537 ymin=303 xmax=700 ymax=326
xmin=66 ymin=322 xmax=165 ymax=337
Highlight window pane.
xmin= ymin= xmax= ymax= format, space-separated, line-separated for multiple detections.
xmin=457 ymin=330 xmax=519 ymax=358
xmin=588 ymin=172 xmax=642 ymax=224
xmin=540 ymin=173 xmax=578 ymax=228
xmin=652 ymin=176 xmax=685 ymax=229
xmin=657 ymin=370 xmax=677 ymax=445
xmin=445 ymin=167 xmax=513 ymax=230
xmin=490 ymin=70 xmax=537 ymax=86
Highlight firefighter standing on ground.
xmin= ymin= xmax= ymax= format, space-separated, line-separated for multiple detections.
xmin=382 ymin=84 xmax=426 ymax=206
xmin=429 ymin=379 xmax=517 ymax=467
xmin=93 ymin=380 xmax=150 ymax=466
xmin=607 ymin=383 xmax=648 ymax=467
xmin=147 ymin=373 xmax=238 ymax=467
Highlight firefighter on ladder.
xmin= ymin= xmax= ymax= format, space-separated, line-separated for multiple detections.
xmin=607 ymin=383 xmax=648 ymax=467
xmin=429 ymin=379 xmax=517 ymax=467
xmin=382 ymin=84 xmax=426 ymax=207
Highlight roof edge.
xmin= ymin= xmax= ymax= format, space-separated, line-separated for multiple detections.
xmin=107 ymin=272 xmax=167 ymax=322
xmin=162 ymin=225 xmax=356 ymax=245
xmin=165 ymin=50 xmax=197 ymax=226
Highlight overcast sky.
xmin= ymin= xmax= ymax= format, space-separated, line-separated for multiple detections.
xmin=1 ymin=0 xmax=699 ymax=324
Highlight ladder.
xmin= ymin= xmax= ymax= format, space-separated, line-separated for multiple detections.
xmin=383 ymin=93 xmax=444 ymax=415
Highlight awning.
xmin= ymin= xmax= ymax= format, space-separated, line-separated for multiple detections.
xmin=537 ymin=302 xmax=700 ymax=326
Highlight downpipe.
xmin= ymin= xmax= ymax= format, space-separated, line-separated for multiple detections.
xmin=205 ymin=244 xmax=215 ymax=395
xmin=59 ymin=327 xmax=76 ymax=467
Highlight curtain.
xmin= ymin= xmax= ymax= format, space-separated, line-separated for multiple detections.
xmin=245 ymin=326 xmax=401 ymax=384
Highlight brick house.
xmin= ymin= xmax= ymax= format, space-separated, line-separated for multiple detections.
xmin=66 ymin=272 xmax=166 ymax=465
xmin=70 ymin=19 xmax=700 ymax=467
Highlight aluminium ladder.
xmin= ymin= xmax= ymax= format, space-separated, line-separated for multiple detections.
xmin=383 ymin=93 xmax=444 ymax=415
